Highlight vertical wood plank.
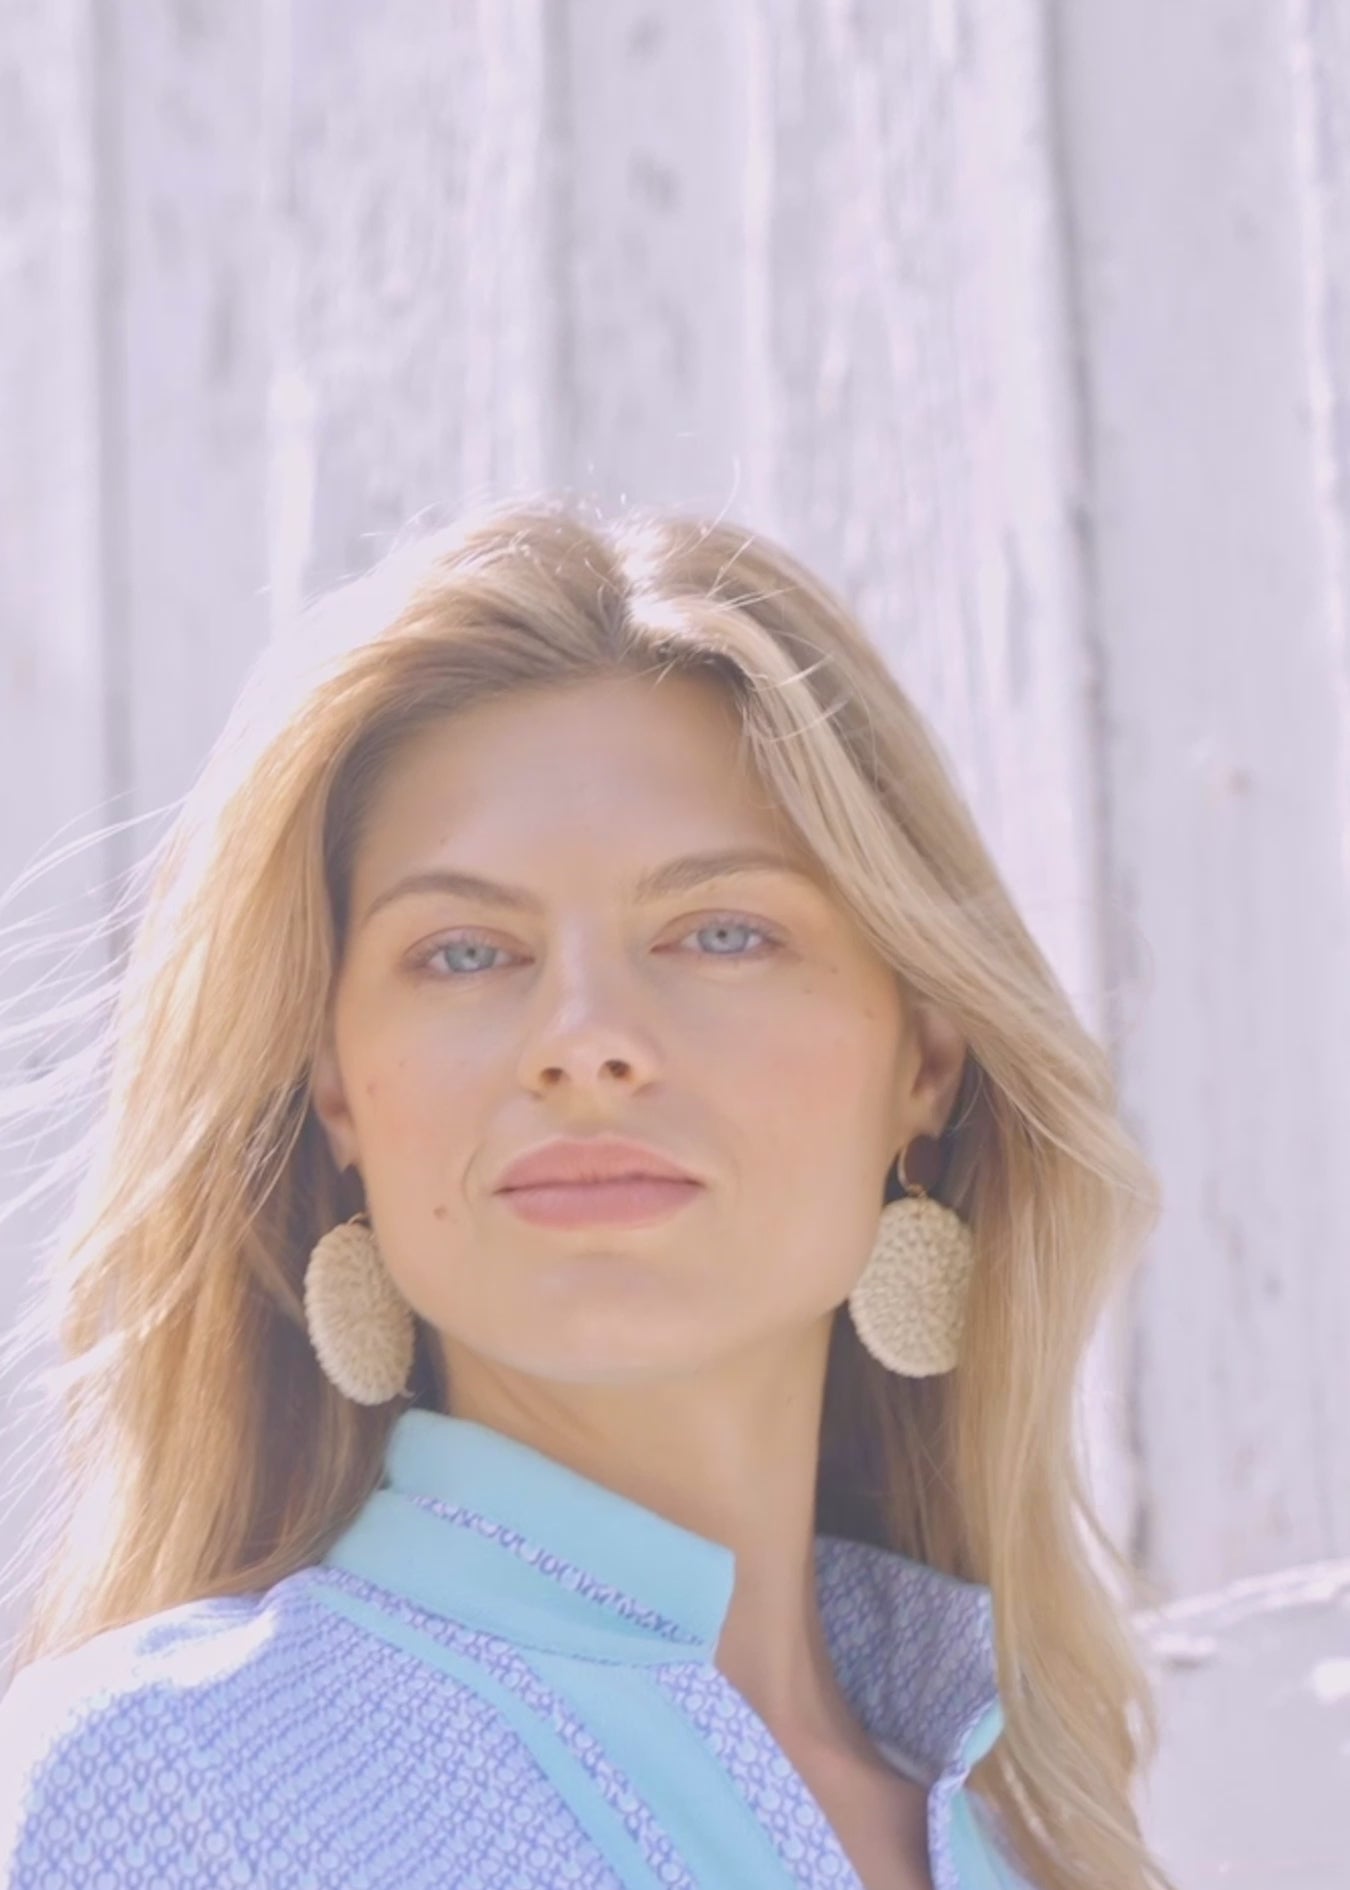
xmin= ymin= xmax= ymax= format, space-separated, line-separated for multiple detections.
xmin=0 ymin=0 xmax=106 ymax=882
xmin=0 ymin=0 xmax=107 ymax=1665
xmin=1286 ymin=0 xmax=1350 ymax=1563
xmin=1055 ymin=0 xmax=1350 ymax=1591
xmin=110 ymin=0 xmax=272 ymax=829
xmin=554 ymin=0 xmax=766 ymax=517
xmin=283 ymin=0 xmax=555 ymax=598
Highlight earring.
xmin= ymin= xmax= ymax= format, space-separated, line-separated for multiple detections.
xmin=847 ymin=1138 xmax=975 ymax=1376
xmin=303 ymin=1209 xmax=415 ymax=1406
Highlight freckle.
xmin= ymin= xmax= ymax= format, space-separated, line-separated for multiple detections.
xmin=433 ymin=1204 xmax=448 ymax=1221
xmin=364 ymin=1079 xmax=378 ymax=1100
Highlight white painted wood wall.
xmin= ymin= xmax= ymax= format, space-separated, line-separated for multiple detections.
xmin=3 ymin=6 xmax=1349 ymax=1861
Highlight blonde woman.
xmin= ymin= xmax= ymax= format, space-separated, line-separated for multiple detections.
xmin=0 ymin=501 xmax=1174 ymax=1890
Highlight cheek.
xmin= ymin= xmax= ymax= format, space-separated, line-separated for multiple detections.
xmin=347 ymin=1027 xmax=486 ymax=1294
xmin=727 ymin=988 xmax=901 ymax=1277
xmin=726 ymin=980 xmax=898 ymax=1152
xmin=343 ymin=1009 xmax=484 ymax=1176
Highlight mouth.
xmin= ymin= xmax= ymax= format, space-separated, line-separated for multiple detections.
xmin=496 ymin=1175 xmax=705 ymax=1229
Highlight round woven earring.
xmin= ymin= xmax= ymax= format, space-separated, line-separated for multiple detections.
xmin=847 ymin=1138 xmax=975 ymax=1376
xmin=303 ymin=1209 xmax=415 ymax=1406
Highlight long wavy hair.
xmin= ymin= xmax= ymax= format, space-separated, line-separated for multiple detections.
xmin=0 ymin=498 xmax=1172 ymax=1890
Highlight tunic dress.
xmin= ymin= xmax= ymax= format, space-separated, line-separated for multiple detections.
xmin=0 ymin=1408 xmax=1038 ymax=1888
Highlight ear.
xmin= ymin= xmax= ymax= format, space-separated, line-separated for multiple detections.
xmin=308 ymin=1026 xmax=360 ymax=1175
xmin=906 ymin=1003 xmax=970 ymax=1138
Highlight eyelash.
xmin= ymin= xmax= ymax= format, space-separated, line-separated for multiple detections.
xmin=407 ymin=913 xmax=786 ymax=979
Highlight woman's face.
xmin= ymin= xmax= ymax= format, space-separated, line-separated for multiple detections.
xmin=311 ymin=670 xmax=965 ymax=1387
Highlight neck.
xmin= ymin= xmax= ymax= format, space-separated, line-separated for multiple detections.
xmin=440 ymin=1322 xmax=872 ymax=1756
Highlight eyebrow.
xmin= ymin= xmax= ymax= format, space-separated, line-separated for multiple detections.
xmin=359 ymin=846 xmax=819 ymax=928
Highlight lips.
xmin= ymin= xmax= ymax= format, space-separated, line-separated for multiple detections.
xmin=493 ymin=1135 xmax=700 ymax=1193
xmin=496 ymin=1175 xmax=703 ymax=1229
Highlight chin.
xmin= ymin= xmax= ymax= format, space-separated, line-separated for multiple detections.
xmin=481 ymin=1299 xmax=715 ymax=1384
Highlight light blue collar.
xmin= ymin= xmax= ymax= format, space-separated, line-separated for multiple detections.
xmin=321 ymin=1406 xmax=1004 ymax=1781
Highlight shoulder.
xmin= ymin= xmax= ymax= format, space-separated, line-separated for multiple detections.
xmin=0 ymin=1583 xmax=317 ymax=1888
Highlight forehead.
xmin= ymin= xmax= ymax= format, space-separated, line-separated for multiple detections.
xmin=352 ymin=671 xmax=813 ymax=879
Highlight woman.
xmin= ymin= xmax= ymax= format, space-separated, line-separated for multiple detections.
xmin=0 ymin=501 xmax=1173 ymax=1889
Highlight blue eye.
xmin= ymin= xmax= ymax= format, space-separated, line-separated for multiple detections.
xmin=677 ymin=916 xmax=781 ymax=959
xmin=415 ymin=935 xmax=517 ymax=978
xmin=411 ymin=914 xmax=783 ymax=979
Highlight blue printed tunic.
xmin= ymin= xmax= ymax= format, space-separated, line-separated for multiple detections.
xmin=0 ymin=1409 xmax=1037 ymax=1887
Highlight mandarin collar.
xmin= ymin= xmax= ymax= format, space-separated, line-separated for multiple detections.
xmin=321 ymin=1406 xmax=1004 ymax=1782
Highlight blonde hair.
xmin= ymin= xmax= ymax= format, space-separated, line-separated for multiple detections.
xmin=0 ymin=497 xmax=1172 ymax=1890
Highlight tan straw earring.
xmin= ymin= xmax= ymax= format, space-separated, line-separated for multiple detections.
xmin=304 ymin=1208 xmax=415 ymax=1406
xmin=847 ymin=1136 xmax=975 ymax=1376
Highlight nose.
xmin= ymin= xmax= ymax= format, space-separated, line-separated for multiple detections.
xmin=536 ymin=1052 xmax=636 ymax=1090
xmin=516 ymin=948 xmax=659 ymax=1095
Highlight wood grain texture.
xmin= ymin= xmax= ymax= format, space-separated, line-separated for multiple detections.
xmin=283 ymin=0 xmax=555 ymax=597
xmin=109 ymin=0 xmax=272 ymax=829
xmin=1055 ymin=0 xmax=1350 ymax=1592
xmin=0 ymin=0 xmax=106 ymax=887
xmin=0 ymin=0 xmax=109 ymax=1662
xmin=552 ymin=1 xmax=763 ymax=516
xmin=1288 ymin=0 xmax=1350 ymax=1570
